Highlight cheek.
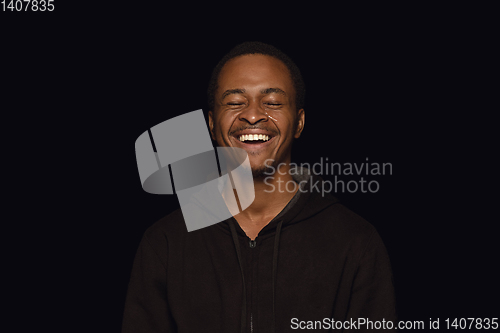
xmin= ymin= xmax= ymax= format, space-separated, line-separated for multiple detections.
xmin=272 ymin=114 xmax=296 ymax=136
xmin=215 ymin=113 xmax=236 ymax=135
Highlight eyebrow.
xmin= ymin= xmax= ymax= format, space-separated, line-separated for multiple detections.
xmin=220 ymin=87 xmax=287 ymax=100
xmin=221 ymin=89 xmax=245 ymax=100
xmin=260 ymin=87 xmax=286 ymax=96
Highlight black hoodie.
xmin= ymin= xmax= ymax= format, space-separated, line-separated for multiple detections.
xmin=122 ymin=170 xmax=397 ymax=332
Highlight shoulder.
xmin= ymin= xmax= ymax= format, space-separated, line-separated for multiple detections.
xmin=303 ymin=202 xmax=382 ymax=256
xmin=141 ymin=208 xmax=187 ymax=249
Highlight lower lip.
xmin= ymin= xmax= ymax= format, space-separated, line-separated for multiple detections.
xmin=232 ymin=136 xmax=276 ymax=150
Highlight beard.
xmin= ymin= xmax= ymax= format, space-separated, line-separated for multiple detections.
xmin=251 ymin=156 xmax=278 ymax=179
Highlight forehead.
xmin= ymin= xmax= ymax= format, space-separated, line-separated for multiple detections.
xmin=217 ymin=54 xmax=294 ymax=95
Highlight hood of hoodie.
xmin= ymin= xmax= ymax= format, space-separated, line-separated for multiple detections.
xmin=216 ymin=166 xmax=339 ymax=238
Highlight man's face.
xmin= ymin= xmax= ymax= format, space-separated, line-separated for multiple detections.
xmin=209 ymin=54 xmax=305 ymax=177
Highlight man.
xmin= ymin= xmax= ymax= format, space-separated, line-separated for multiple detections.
xmin=122 ymin=41 xmax=397 ymax=332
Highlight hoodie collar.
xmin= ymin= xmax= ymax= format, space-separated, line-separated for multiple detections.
xmin=217 ymin=167 xmax=339 ymax=237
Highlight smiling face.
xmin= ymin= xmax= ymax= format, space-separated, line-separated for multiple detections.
xmin=208 ymin=54 xmax=305 ymax=177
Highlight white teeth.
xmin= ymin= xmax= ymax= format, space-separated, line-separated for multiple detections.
xmin=238 ymin=134 xmax=271 ymax=142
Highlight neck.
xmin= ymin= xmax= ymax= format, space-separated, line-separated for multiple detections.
xmin=232 ymin=162 xmax=297 ymax=239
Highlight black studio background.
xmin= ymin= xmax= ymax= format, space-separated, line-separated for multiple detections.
xmin=3 ymin=4 xmax=497 ymax=332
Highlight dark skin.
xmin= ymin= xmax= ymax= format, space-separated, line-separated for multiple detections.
xmin=209 ymin=54 xmax=305 ymax=240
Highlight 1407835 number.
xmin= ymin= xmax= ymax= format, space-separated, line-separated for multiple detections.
xmin=445 ymin=318 xmax=498 ymax=330
xmin=1 ymin=0 xmax=54 ymax=11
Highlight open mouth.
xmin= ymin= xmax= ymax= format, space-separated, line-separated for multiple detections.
xmin=237 ymin=134 xmax=271 ymax=144
xmin=230 ymin=129 xmax=277 ymax=150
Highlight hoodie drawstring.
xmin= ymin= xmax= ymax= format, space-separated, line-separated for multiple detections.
xmin=229 ymin=219 xmax=284 ymax=333
xmin=229 ymin=220 xmax=246 ymax=333
xmin=272 ymin=220 xmax=283 ymax=333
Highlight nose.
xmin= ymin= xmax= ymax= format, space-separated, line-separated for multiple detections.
xmin=238 ymin=102 xmax=268 ymax=125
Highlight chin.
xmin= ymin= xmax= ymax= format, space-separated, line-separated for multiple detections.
xmin=251 ymin=167 xmax=270 ymax=179
xmin=250 ymin=158 xmax=279 ymax=179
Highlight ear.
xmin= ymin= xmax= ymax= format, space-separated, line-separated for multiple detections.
xmin=294 ymin=108 xmax=305 ymax=139
xmin=208 ymin=110 xmax=216 ymax=140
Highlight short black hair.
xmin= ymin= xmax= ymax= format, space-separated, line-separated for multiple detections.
xmin=207 ymin=41 xmax=305 ymax=112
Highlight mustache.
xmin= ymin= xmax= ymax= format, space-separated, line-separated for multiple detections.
xmin=229 ymin=125 xmax=278 ymax=136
